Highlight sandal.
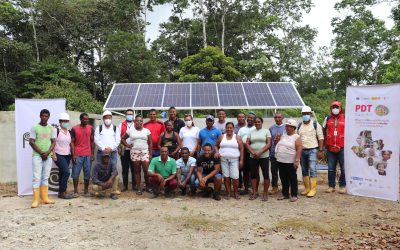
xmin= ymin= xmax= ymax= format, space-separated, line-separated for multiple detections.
xmin=261 ymin=195 xmax=268 ymax=202
xmin=249 ymin=194 xmax=258 ymax=200
xmin=136 ymin=190 xmax=143 ymax=195
xmin=234 ymin=194 xmax=240 ymax=200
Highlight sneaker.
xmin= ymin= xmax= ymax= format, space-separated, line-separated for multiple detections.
xmin=114 ymin=190 xmax=121 ymax=195
xmin=290 ymin=196 xmax=298 ymax=202
xmin=325 ymin=187 xmax=335 ymax=193
xmin=338 ymin=187 xmax=347 ymax=194
xmin=212 ymin=192 xmax=221 ymax=201
xmin=203 ymin=187 xmax=213 ymax=197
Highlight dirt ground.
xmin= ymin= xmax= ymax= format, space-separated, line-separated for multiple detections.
xmin=0 ymin=177 xmax=399 ymax=250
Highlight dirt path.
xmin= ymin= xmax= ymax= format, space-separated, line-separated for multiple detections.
xmin=0 ymin=182 xmax=399 ymax=250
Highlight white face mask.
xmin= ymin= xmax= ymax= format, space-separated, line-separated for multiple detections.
xmin=332 ymin=108 xmax=340 ymax=115
xmin=104 ymin=119 xmax=112 ymax=126
xmin=185 ymin=120 xmax=192 ymax=127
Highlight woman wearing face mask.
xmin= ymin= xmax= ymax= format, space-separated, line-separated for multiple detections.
xmin=158 ymin=121 xmax=182 ymax=159
xmin=179 ymin=114 xmax=200 ymax=158
xmin=52 ymin=113 xmax=75 ymax=199
xmin=121 ymin=115 xmax=152 ymax=195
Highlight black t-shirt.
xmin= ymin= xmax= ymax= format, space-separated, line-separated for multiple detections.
xmin=196 ymin=155 xmax=220 ymax=175
xmin=164 ymin=119 xmax=185 ymax=133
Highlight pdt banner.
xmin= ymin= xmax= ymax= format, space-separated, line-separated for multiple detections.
xmin=15 ymin=99 xmax=66 ymax=196
xmin=345 ymin=84 xmax=400 ymax=201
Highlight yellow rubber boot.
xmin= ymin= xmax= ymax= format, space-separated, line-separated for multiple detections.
xmin=307 ymin=177 xmax=317 ymax=197
xmin=31 ymin=188 xmax=40 ymax=208
xmin=40 ymin=186 xmax=55 ymax=204
xmin=300 ymin=176 xmax=310 ymax=196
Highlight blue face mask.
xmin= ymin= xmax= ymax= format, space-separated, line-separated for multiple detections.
xmin=61 ymin=122 xmax=69 ymax=129
xmin=126 ymin=115 xmax=134 ymax=122
xmin=302 ymin=115 xmax=311 ymax=122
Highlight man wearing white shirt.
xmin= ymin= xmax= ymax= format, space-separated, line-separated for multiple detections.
xmin=95 ymin=110 xmax=121 ymax=168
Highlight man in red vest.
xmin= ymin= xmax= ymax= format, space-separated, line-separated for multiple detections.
xmin=323 ymin=101 xmax=346 ymax=194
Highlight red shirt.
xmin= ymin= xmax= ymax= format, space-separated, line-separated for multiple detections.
xmin=71 ymin=125 xmax=93 ymax=156
xmin=144 ymin=120 xmax=165 ymax=150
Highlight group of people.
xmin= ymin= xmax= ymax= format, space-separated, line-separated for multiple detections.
xmin=29 ymin=102 xmax=346 ymax=208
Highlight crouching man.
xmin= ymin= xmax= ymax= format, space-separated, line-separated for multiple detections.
xmin=92 ymin=152 xmax=119 ymax=200
xmin=195 ymin=143 xmax=222 ymax=201
xmin=148 ymin=147 xmax=178 ymax=198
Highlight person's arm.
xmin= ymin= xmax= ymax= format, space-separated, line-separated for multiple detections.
xmin=94 ymin=126 xmax=104 ymax=151
xmin=196 ymin=163 xmax=202 ymax=180
xmin=185 ymin=165 xmax=195 ymax=184
xmin=171 ymin=132 xmax=182 ymax=156
xmin=204 ymin=163 xmax=221 ymax=180
xmin=121 ymin=133 xmax=132 ymax=148
xmin=90 ymin=128 xmax=95 ymax=161
xmin=197 ymin=137 xmax=202 ymax=155
xmin=316 ymin=124 xmax=325 ymax=159
xmin=177 ymin=167 xmax=182 ymax=185
xmin=113 ymin=126 xmax=121 ymax=151
xmin=214 ymin=135 xmax=223 ymax=159
xmin=256 ymin=136 xmax=271 ymax=157
xmin=92 ymin=166 xmax=101 ymax=185
xmin=147 ymin=134 xmax=153 ymax=159
xmin=157 ymin=132 xmax=163 ymax=150
xmin=237 ymin=136 xmax=244 ymax=169
xmin=246 ymin=137 xmax=256 ymax=156
xmin=294 ymin=137 xmax=302 ymax=169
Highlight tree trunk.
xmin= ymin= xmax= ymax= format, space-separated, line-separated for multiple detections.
xmin=29 ymin=0 xmax=40 ymax=62
xmin=221 ymin=1 xmax=227 ymax=54
xmin=198 ymin=0 xmax=207 ymax=48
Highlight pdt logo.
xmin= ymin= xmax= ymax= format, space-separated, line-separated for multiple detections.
xmin=355 ymin=104 xmax=373 ymax=112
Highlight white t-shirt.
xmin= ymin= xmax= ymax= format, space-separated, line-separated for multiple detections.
xmin=179 ymin=126 xmax=200 ymax=151
xmin=238 ymin=125 xmax=256 ymax=142
xmin=127 ymin=127 xmax=151 ymax=151
xmin=214 ymin=121 xmax=227 ymax=134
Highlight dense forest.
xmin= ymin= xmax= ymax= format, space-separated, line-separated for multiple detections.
xmin=1 ymin=0 xmax=399 ymax=116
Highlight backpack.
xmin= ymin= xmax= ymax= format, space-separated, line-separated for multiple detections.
xmin=99 ymin=124 xmax=117 ymax=135
xmin=297 ymin=120 xmax=319 ymax=140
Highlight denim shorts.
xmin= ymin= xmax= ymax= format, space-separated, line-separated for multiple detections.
xmin=71 ymin=156 xmax=92 ymax=180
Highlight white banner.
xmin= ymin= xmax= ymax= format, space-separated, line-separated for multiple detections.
xmin=345 ymin=84 xmax=400 ymax=201
xmin=15 ymin=99 xmax=66 ymax=196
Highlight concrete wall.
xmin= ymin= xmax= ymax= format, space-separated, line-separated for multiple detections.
xmin=0 ymin=110 xmax=289 ymax=183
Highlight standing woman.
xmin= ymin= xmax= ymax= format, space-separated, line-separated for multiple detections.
xmin=215 ymin=122 xmax=244 ymax=199
xmin=275 ymin=119 xmax=302 ymax=202
xmin=158 ymin=120 xmax=182 ymax=160
xmin=53 ymin=113 xmax=74 ymax=199
xmin=179 ymin=114 xmax=200 ymax=158
xmin=121 ymin=115 xmax=152 ymax=195
xmin=246 ymin=117 xmax=272 ymax=201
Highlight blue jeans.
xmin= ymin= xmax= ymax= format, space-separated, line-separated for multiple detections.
xmin=327 ymin=148 xmax=345 ymax=187
xmin=32 ymin=156 xmax=53 ymax=188
xmin=96 ymin=150 xmax=118 ymax=167
xmin=195 ymin=173 xmax=222 ymax=187
xmin=54 ymin=154 xmax=71 ymax=193
xmin=72 ymin=156 xmax=92 ymax=180
xmin=152 ymin=150 xmax=160 ymax=158
xmin=180 ymin=173 xmax=197 ymax=192
xmin=301 ymin=149 xmax=317 ymax=177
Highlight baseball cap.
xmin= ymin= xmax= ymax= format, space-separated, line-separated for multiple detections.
xmin=102 ymin=110 xmax=112 ymax=117
xmin=206 ymin=115 xmax=215 ymax=121
xmin=285 ymin=119 xmax=298 ymax=128
xmin=301 ymin=106 xmax=312 ymax=113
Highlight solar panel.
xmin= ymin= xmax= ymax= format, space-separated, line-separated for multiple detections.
xmin=163 ymin=83 xmax=190 ymax=108
xmin=105 ymin=84 xmax=139 ymax=109
xmin=191 ymin=83 xmax=219 ymax=107
xmin=134 ymin=84 xmax=164 ymax=108
xmin=268 ymin=83 xmax=303 ymax=106
xmin=217 ymin=83 xmax=247 ymax=107
xmin=242 ymin=83 xmax=275 ymax=107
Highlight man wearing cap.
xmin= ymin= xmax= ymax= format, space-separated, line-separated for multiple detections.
xmin=197 ymin=115 xmax=222 ymax=155
xmin=269 ymin=112 xmax=285 ymax=195
xmin=297 ymin=106 xmax=324 ymax=198
xmin=237 ymin=112 xmax=256 ymax=195
xmin=118 ymin=109 xmax=136 ymax=192
xmin=71 ymin=112 xmax=95 ymax=197
xmin=52 ymin=112 xmax=75 ymax=199
xmin=29 ymin=109 xmax=56 ymax=208
xmin=92 ymin=151 xmax=119 ymax=200
xmin=94 ymin=110 xmax=121 ymax=169
xmin=323 ymin=101 xmax=346 ymax=194
xmin=144 ymin=109 xmax=166 ymax=158
xmin=164 ymin=106 xmax=185 ymax=133
xmin=147 ymin=146 xmax=178 ymax=198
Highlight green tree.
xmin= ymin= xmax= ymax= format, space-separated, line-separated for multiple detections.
xmin=176 ymin=46 xmax=241 ymax=82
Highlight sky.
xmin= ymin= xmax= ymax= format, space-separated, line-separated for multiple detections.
xmin=146 ymin=0 xmax=396 ymax=51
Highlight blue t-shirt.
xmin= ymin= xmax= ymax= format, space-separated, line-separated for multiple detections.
xmin=198 ymin=127 xmax=222 ymax=155
xmin=269 ymin=124 xmax=286 ymax=157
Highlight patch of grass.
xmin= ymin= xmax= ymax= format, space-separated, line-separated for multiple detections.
xmin=164 ymin=215 xmax=226 ymax=231
xmin=275 ymin=218 xmax=350 ymax=236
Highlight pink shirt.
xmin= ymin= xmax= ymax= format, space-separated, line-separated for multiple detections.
xmin=54 ymin=129 xmax=71 ymax=155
